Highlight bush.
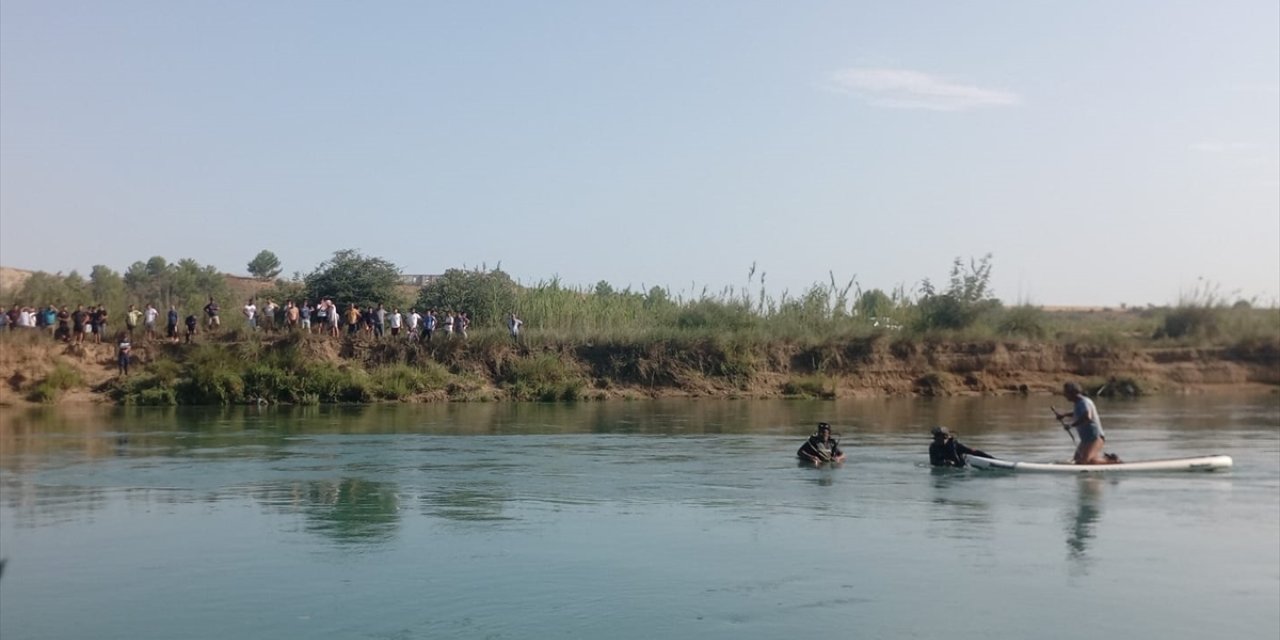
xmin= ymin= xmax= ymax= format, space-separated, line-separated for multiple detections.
xmin=501 ymin=353 xmax=585 ymax=401
xmin=301 ymin=365 xmax=371 ymax=403
xmin=109 ymin=373 xmax=179 ymax=406
xmin=911 ymin=255 xmax=1002 ymax=332
xmin=243 ymin=364 xmax=301 ymax=403
xmin=781 ymin=375 xmax=835 ymax=399
xmin=180 ymin=367 xmax=245 ymax=405
xmin=25 ymin=363 xmax=82 ymax=403
xmin=998 ymin=305 xmax=1048 ymax=339
xmin=1157 ymin=306 xmax=1220 ymax=340
xmin=370 ymin=364 xmax=434 ymax=400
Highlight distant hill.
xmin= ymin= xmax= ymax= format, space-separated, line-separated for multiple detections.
xmin=0 ymin=266 xmax=33 ymax=293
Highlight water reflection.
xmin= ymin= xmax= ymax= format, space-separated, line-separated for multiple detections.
xmin=1066 ymin=477 xmax=1105 ymax=572
xmin=420 ymin=486 xmax=513 ymax=522
xmin=251 ymin=478 xmax=401 ymax=544
xmin=926 ymin=468 xmax=995 ymax=543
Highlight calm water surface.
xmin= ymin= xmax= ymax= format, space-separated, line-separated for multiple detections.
xmin=1 ymin=395 xmax=1277 ymax=639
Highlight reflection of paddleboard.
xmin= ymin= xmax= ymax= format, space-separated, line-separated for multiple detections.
xmin=967 ymin=454 xmax=1232 ymax=473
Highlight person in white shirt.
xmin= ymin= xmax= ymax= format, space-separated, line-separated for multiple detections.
xmin=407 ymin=309 xmax=421 ymax=337
xmin=144 ymin=304 xmax=159 ymax=341
xmin=508 ymin=313 xmax=523 ymax=342
xmin=243 ymin=300 xmax=258 ymax=330
xmin=389 ymin=308 xmax=403 ymax=337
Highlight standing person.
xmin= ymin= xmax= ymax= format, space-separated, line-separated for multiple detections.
xmin=285 ymin=300 xmax=300 ymax=330
xmin=90 ymin=305 xmax=106 ymax=343
xmin=72 ymin=305 xmax=88 ymax=344
xmin=328 ymin=299 xmax=340 ymax=337
xmin=204 ymin=297 xmax=221 ymax=330
xmin=442 ymin=311 xmax=455 ymax=338
xmin=373 ymin=304 xmax=386 ymax=338
xmin=421 ymin=309 xmax=436 ymax=342
xmin=1054 ymin=382 xmax=1120 ymax=465
xmin=928 ymin=427 xmax=993 ymax=467
xmin=41 ymin=304 xmax=57 ymax=336
xmin=167 ymin=305 xmax=180 ymax=343
xmin=184 ymin=313 xmax=198 ymax=343
xmin=345 ymin=304 xmax=362 ymax=336
xmin=55 ymin=306 xmax=71 ymax=342
xmin=388 ymin=308 xmax=402 ymax=337
xmin=797 ymin=422 xmax=845 ymax=465
xmin=261 ymin=299 xmax=278 ymax=332
xmin=144 ymin=304 xmax=159 ymax=341
xmin=243 ymin=299 xmax=258 ymax=331
xmin=116 ymin=332 xmax=132 ymax=376
xmin=457 ymin=312 xmax=469 ymax=339
xmin=406 ymin=308 xmax=421 ymax=339
xmin=507 ymin=312 xmax=523 ymax=342
xmin=312 ymin=299 xmax=326 ymax=334
xmin=126 ymin=304 xmax=142 ymax=337
xmin=300 ymin=300 xmax=313 ymax=332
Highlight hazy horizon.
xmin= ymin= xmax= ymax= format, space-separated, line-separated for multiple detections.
xmin=3 ymin=1 xmax=1277 ymax=307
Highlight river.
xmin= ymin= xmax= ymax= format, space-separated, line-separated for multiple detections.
xmin=1 ymin=393 xmax=1277 ymax=639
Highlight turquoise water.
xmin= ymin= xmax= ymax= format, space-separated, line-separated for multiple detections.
xmin=1 ymin=395 xmax=1277 ymax=639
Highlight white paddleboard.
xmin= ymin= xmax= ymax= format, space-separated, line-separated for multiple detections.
xmin=966 ymin=454 xmax=1233 ymax=473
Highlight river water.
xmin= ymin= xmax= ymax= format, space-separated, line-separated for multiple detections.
xmin=1 ymin=394 xmax=1277 ymax=640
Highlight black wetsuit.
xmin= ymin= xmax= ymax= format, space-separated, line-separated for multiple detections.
xmin=798 ymin=436 xmax=843 ymax=463
xmin=929 ymin=439 xmax=990 ymax=467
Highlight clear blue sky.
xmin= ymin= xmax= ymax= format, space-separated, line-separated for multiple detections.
xmin=2 ymin=1 xmax=1277 ymax=306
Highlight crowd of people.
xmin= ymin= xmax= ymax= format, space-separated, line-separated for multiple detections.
xmin=2 ymin=297 xmax=526 ymax=347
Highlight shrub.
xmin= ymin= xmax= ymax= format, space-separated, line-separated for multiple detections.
xmin=998 ymin=305 xmax=1048 ymax=339
xmin=370 ymin=364 xmax=432 ymax=400
xmin=25 ymin=363 xmax=82 ymax=403
xmin=781 ymin=375 xmax=835 ymax=399
xmin=912 ymin=255 xmax=1002 ymax=332
xmin=1157 ymin=306 xmax=1220 ymax=340
xmin=501 ymin=353 xmax=585 ymax=401
xmin=301 ymin=365 xmax=370 ymax=403
xmin=180 ymin=367 xmax=245 ymax=405
xmin=243 ymin=364 xmax=301 ymax=403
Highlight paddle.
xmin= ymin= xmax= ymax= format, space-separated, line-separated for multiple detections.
xmin=1051 ymin=406 xmax=1077 ymax=445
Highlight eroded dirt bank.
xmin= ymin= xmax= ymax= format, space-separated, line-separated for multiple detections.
xmin=1 ymin=333 xmax=1276 ymax=407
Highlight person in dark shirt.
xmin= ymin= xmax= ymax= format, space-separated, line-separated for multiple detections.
xmin=797 ymin=422 xmax=845 ymax=465
xmin=167 ymin=306 xmax=180 ymax=342
xmin=184 ymin=314 xmax=198 ymax=343
xmin=55 ymin=306 xmax=71 ymax=342
xmin=116 ymin=333 xmax=132 ymax=376
xmin=929 ymin=427 xmax=992 ymax=467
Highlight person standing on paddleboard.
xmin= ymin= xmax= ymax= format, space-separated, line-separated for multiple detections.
xmin=797 ymin=423 xmax=845 ymax=465
xmin=928 ymin=426 xmax=992 ymax=467
xmin=1055 ymin=382 xmax=1119 ymax=465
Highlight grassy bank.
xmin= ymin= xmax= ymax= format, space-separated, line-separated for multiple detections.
xmin=1 ymin=302 xmax=1276 ymax=407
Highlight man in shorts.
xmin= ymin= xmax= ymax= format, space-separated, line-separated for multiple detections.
xmin=204 ymin=297 xmax=221 ymax=330
xmin=144 ymin=303 xmax=159 ymax=341
xmin=1055 ymin=382 xmax=1121 ymax=465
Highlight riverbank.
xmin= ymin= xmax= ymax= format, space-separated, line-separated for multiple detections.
xmin=1 ymin=329 xmax=1276 ymax=407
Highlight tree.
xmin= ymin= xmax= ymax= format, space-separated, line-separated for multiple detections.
xmin=855 ymin=289 xmax=894 ymax=319
xmin=912 ymin=254 xmax=1002 ymax=331
xmin=415 ymin=267 xmax=518 ymax=326
xmin=247 ymin=250 xmax=282 ymax=280
xmin=304 ymin=249 xmax=402 ymax=309
xmin=89 ymin=265 xmax=126 ymax=309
